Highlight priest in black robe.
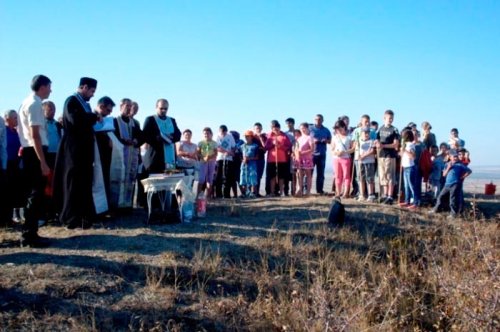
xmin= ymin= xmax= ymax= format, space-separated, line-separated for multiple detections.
xmin=54 ymin=77 xmax=101 ymax=229
xmin=142 ymin=98 xmax=181 ymax=174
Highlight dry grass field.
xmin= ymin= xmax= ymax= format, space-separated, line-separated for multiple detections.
xmin=0 ymin=195 xmax=498 ymax=331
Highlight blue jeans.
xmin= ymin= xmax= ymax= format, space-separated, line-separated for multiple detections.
xmin=414 ymin=167 xmax=422 ymax=206
xmin=403 ymin=166 xmax=417 ymax=204
xmin=313 ymin=154 xmax=326 ymax=194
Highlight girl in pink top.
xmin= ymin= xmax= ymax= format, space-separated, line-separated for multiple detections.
xmin=295 ymin=122 xmax=315 ymax=196
xmin=292 ymin=129 xmax=301 ymax=196
xmin=331 ymin=119 xmax=354 ymax=198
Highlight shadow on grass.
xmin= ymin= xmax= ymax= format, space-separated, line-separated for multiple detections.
xmin=0 ymin=250 xmax=259 ymax=296
xmin=0 ymin=196 xmax=459 ymax=331
xmin=0 ymin=285 xmax=223 ymax=331
xmin=48 ymin=234 xmax=264 ymax=262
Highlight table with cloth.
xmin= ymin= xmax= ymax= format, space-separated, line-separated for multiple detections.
xmin=141 ymin=173 xmax=192 ymax=224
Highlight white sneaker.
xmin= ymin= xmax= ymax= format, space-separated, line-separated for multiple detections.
xmin=357 ymin=196 xmax=365 ymax=202
xmin=367 ymin=195 xmax=376 ymax=202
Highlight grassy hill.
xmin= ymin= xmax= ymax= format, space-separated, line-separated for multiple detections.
xmin=0 ymin=195 xmax=498 ymax=331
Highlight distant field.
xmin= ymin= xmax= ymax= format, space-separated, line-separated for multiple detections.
xmin=465 ymin=165 xmax=500 ymax=193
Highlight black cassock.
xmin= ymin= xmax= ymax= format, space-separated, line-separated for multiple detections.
xmin=142 ymin=115 xmax=181 ymax=174
xmin=54 ymin=94 xmax=98 ymax=226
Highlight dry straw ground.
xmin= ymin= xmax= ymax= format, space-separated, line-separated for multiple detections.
xmin=0 ymin=194 xmax=498 ymax=331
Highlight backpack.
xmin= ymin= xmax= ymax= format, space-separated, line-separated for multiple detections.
xmin=327 ymin=197 xmax=345 ymax=226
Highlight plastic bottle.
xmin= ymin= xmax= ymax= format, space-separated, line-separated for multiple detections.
xmin=196 ymin=192 xmax=207 ymax=218
xmin=182 ymin=199 xmax=194 ymax=223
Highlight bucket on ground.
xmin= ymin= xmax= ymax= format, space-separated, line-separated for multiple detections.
xmin=484 ymin=182 xmax=496 ymax=195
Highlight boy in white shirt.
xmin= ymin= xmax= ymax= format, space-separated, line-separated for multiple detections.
xmin=356 ymin=127 xmax=376 ymax=202
xmin=215 ymin=125 xmax=235 ymax=198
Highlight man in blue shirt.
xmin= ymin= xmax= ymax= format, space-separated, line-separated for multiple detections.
xmin=43 ymin=101 xmax=62 ymax=224
xmin=310 ymin=114 xmax=331 ymax=195
xmin=429 ymin=149 xmax=472 ymax=219
xmin=43 ymin=101 xmax=62 ymax=169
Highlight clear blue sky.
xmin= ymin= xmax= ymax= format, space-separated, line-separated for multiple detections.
xmin=1 ymin=1 xmax=499 ymax=165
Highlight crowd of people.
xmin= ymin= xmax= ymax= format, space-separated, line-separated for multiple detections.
xmin=187 ymin=111 xmax=471 ymax=220
xmin=0 ymin=75 xmax=472 ymax=247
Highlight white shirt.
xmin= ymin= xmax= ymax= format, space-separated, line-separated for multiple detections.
xmin=401 ymin=142 xmax=415 ymax=168
xmin=332 ymin=134 xmax=352 ymax=159
xmin=18 ymin=93 xmax=48 ymax=148
xmin=359 ymin=138 xmax=375 ymax=164
xmin=216 ymin=133 xmax=235 ymax=161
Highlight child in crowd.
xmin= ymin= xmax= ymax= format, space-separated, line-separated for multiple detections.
xmin=449 ymin=140 xmax=460 ymax=151
xmin=352 ymin=115 xmax=376 ymax=199
xmin=339 ymin=115 xmax=359 ymax=197
xmin=230 ymin=131 xmax=244 ymax=198
xmin=458 ymin=148 xmax=470 ymax=166
xmin=197 ymin=127 xmax=218 ymax=198
xmin=456 ymin=147 xmax=470 ymax=211
xmin=296 ymin=123 xmax=315 ymax=197
xmin=437 ymin=142 xmax=449 ymax=190
xmin=264 ymin=120 xmax=292 ymax=197
xmin=429 ymin=149 xmax=472 ymax=219
xmin=449 ymin=128 xmax=465 ymax=149
xmin=370 ymin=120 xmax=379 ymax=186
xmin=252 ymin=122 xmax=267 ymax=197
xmin=356 ymin=127 xmax=376 ymax=202
xmin=239 ymin=130 xmax=259 ymax=197
xmin=439 ymin=142 xmax=449 ymax=158
xmin=376 ymin=110 xmax=400 ymax=204
xmin=399 ymin=129 xmax=418 ymax=209
xmin=292 ymin=129 xmax=301 ymax=196
xmin=421 ymin=121 xmax=436 ymax=149
xmin=331 ymin=119 xmax=354 ymax=198
xmin=429 ymin=145 xmax=445 ymax=200
xmin=446 ymin=141 xmax=464 ymax=211
xmin=215 ymin=125 xmax=236 ymax=198
xmin=413 ymin=130 xmax=427 ymax=205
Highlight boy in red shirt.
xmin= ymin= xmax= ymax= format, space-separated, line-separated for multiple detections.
xmin=265 ymin=120 xmax=292 ymax=197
